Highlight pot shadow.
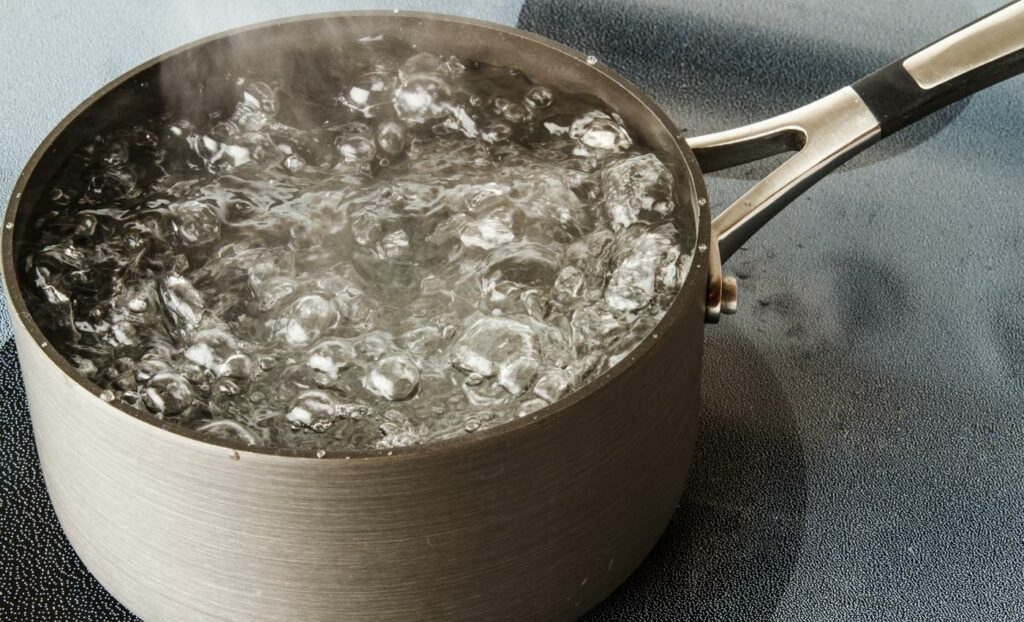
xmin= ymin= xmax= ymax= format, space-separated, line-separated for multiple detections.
xmin=0 ymin=338 xmax=139 ymax=621
xmin=582 ymin=330 xmax=808 ymax=621
xmin=518 ymin=0 xmax=971 ymax=181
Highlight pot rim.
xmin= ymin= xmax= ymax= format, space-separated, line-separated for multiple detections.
xmin=0 ymin=10 xmax=711 ymax=461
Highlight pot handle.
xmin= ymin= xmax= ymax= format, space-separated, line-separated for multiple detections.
xmin=690 ymin=1 xmax=1024 ymax=322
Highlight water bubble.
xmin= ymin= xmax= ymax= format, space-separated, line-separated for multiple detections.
xmin=400 ymin=326 xmax=442 ymax=356
xmin=451 ymin=316 xmax=541 ymax=392
xmin=553 ymin=266 xmax=585 ymax=302
xmin=570 ymin=306 xmax=620 ymax=353
xmin=400 ymin=52 xmax=444 ymax=79
xmin=440 ymin=55 xmax=467 ymax=76
xmin=516 ymin=397 xmax=548 ymax=417
xmin=124 ymin=297 xmax=147 ymax=313
xmin=525 ymin=85 xmax=553 ymax=109
xmin=103 ymin=141 xmax=130 ymax=167
xmin=586 ymin=55 xmax=598 ymax=65
xmin=393 ymin=75 xmax=451 ymax=124
xmin=480 ymin=123 xmax=512 ymax=144
xmin=601 ymin=154 xmax=675 ymax=230
xmin=218 ymin=353 xmax=254 ymax=380
xmin=170 ymin=200 xmax=221 ymax=245
xmin=216 ymin=378 xmax=241 ymax=396
xmin=275 ymin=294 xmax=340 ymax=346
xmin=459 ymin=215 xmax=515 ymax=250
xmin=208 ymin=121 xmax=240 ymax=142
xmin=498 ymin=357 xmax=539 ymax=396
xmin=461 ymin=378 xmax=509 ymax=407
xmin=355 ymin=331 xmax=394 ymax=362
xmin=605 ymin=228 xmax=680 ymax=312
xmin=85 ymin=166 xmax=138 ymax=201
xmin=136 ymin=359 xmax=173 ymax=383
xmin=286 ymin=390 xmax=339 ymax=431
xmin=343 ymin=72 xmax=395 ymax=117
xmin=242 ymin=81 xmax=279 ymax=116
xmin=185 ymin=327 xmax=239 ymax=371
xmin=501 ymin=103 xmax=530 ymax=124
xmin=534 ymin=369 xmax=571 ymax=402
xmin=336 ymin=134 xmax=377 ymax=163
xmin=379 ymin=229 xmax=409 ymax=258
xmin=364 ymin=353 xmax=420 ymax=401
xmin=143 ymin=372 xmax=194 ymax=416
xmin=159 ymin=273 xmax=205 ymax=332
xmin=196 ymin=419 xmax=258 ymax=445
xmin=570 ymin=111 xmax=631 ymax=156
xmin=72 ymin=213 xmax=98 ymax=238
xmin=306 ymin=338 xmax=357 ymax=379
xmin=379 ymin=409 xmax=420 ymax=448
xmin=376 ymin=121 xmax=407 ymax=155
xmin=179 ymin=361 xmax=210 ymax=385
xmin=351 ymin=212 xmax=384 ymax=247
xmin=283 ymin=154 xmax=306 ymax=173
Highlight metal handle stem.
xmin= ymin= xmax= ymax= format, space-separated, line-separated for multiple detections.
xmin=691 ymin=1 xmax=1024 ymax=322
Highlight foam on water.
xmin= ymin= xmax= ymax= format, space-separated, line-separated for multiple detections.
xmin=22 ymin=40 xmax=692 ymax=451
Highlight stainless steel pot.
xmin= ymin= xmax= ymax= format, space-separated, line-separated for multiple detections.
xmin=2 ymin=5 xmax=1022 ymax=621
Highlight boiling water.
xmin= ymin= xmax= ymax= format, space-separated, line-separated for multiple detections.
xmin=22 ymin=41 xmax=692 ymax=451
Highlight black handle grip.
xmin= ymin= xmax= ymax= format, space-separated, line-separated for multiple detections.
xmin=852 ymin=1 xmax=1024 ymax=137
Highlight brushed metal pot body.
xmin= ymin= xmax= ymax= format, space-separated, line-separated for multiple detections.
xmin=1 ymin=13 xmax=709 ymax=622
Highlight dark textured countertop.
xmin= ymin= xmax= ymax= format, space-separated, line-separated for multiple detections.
xmin=2 ymin=0 xmax=1022 ymax=619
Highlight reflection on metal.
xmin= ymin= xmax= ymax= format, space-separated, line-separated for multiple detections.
xmin=689 ymin=87 xmax=881 ymax=322
xmin=904 ymin=1 xmax=1024 ymax=89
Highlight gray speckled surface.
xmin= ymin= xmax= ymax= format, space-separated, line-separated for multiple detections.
xmin=3 ymin=0 xmax=1024 ymax=620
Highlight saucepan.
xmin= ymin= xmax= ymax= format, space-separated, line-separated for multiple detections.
xmin=2 ymin=4 xmax=1022 ymax=620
